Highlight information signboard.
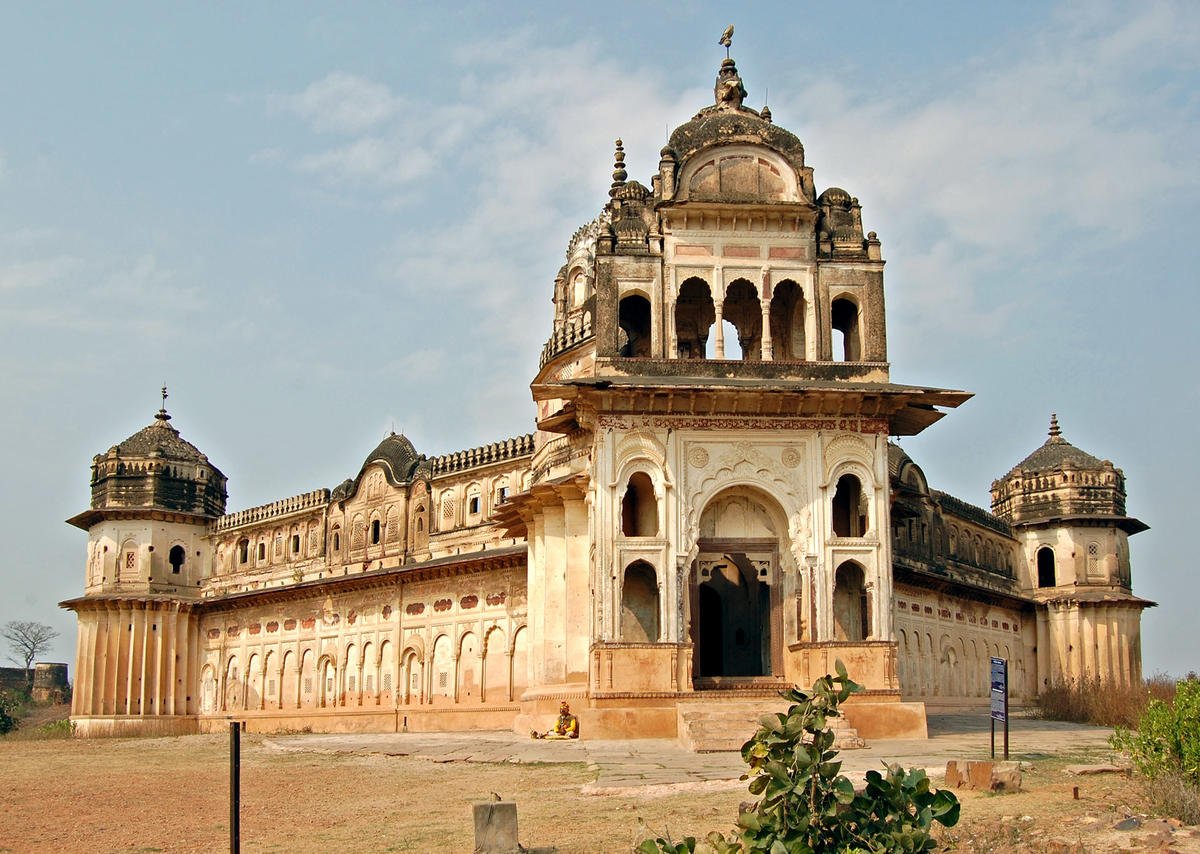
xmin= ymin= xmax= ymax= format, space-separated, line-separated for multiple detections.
xmin=990 ymin=656 xmax=1009 ymax=759
xmin=990 ymin=657 xmax=1007 ymax=723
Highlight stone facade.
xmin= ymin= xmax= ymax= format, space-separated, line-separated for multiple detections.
xmin=62 ymin=46 xmax=1152 ymax=742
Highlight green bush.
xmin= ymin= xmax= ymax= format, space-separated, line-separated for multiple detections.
xmin=637 ymin=662 xmax=960 ymax=853
xmin=0 ymin=691 xmax=18 ymax=735
xmin=1111 ymin=676 xmax=1200 ymax=787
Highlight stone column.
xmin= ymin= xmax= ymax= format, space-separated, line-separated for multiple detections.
xmin=666 ymin=267 xmax=678 ymax=359
xmin=563 ymin=494 xmax=590 ymax=681
xmin=151 ymin=605 xmax=164 ymax=715
xmin=760 ymin=268 xmax=773 ymax=361
xmin=712 ymin=265 xmax=726 ymax=359
xmin=542 ymin=501 xmax=568 ymax=684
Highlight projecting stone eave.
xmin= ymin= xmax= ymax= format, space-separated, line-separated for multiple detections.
xmin=1007 ymin=514 xmax=1150 ymax=536
xmin=59 ymin=593 xmax=200 ymax=612
xmin=1036 ymin=587 xmax=1158 ymax=609
xmin=66 ymin=506 xmax=218 ymax=531
xmin=532 ymin=375 xmax=971 ymax=437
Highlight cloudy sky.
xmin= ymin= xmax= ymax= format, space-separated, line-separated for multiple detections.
xmin=2 ymin=2 xmax=1196 ymax=678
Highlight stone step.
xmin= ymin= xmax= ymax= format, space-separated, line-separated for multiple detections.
xmin=676 ymin=701 xmax=867 ymax=753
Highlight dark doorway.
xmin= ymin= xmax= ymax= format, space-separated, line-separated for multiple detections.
xmin=694 ymin=550 xmax=774 ymax=678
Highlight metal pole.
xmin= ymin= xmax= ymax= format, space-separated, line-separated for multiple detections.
xmin=990 ymin=717 xmax=995 ymax=759
xmin=230 ymin=721 xmax=240 ymax=853
xmin=1003 ymin=689 xmax=1010 ymax=760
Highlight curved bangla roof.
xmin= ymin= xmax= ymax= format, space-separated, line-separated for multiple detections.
xmin=361 ymin=432 xmax=420 ymax=486
xmin=1006 ymin=414 xmax=1108 ymax=476
xmin=111 ymin=409 xmax=213 ymax=466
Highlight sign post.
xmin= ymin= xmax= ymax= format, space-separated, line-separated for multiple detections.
xmin=990 ymin=657 xmax=1008 ymax=760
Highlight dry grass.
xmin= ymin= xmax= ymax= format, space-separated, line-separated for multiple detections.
xmin=1037 ymin=673 xmax=1177 ymax=728
xmin=1143 ymin=773 xmax=1200 ymax=827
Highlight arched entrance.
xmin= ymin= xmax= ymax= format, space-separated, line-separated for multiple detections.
xmin=689 ymin=487 xmax=786 ymax=685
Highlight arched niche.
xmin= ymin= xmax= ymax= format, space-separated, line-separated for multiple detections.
xmin=692 ymin=486 xmax=788 ymax=681
xmin=769 ymin=279 xmax=806 ymax=360
xmin=618 ymin=294 xmax=652 ymax=357
xmin=831 ymin=297 xmax=861 ymax=361
xmin=621 ymin=472 xmax=658 ymax=537
xmin=831 ymin=473 xmax=868 ymax=537
xmin=832 ymin=561 xmax=869 ymax=641
xmin=675 ymin=277 xmax=714 ymax=359
xmin=1037 ymin=546 xmax=1056 ymax=588
xmin=620 ymin=561 xmax=660 ymax=642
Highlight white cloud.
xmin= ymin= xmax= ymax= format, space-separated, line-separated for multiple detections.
xmin=274 ymin=71 xmax=402 ymax=134
xmin=264 ymin=4 xmax=1197 ymax=359
xmin=788 ymin=1 xmax=1199 ymax=342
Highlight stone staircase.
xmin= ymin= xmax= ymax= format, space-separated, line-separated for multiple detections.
xmin=677 ymin=699 xmax=867 ymax=753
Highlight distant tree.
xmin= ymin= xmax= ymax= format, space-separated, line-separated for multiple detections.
xmin=1 ymin=621 xmax=59 ymax=692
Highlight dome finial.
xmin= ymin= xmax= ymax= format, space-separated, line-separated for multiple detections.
xmin=1048 ymin=412 xmax=1061 ymax=440
xmin=156 ymin=383 xmax=171 ymax=423
xmin=719 ymin=24 xmax=734 ymax=57
xmin=609 ymin=138 xmax=627 ymax=198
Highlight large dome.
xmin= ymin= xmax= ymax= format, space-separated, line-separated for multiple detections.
xmin=665 ymin=57 xmax=803 ymax=163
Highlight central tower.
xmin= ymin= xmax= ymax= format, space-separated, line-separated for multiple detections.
xmin=500 ymin=47 xmax=970 ymax=738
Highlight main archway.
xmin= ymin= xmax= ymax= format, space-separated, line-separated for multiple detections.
xmin=690 ymin=486 xmax=787 ymax=685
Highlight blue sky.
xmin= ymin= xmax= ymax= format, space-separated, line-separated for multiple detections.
xmin=1 ymin=2 xmax=1196 ymax=678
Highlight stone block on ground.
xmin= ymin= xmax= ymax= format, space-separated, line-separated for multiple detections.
xmin=944 ymin=759 xmax=1021 ymax=792
xmin=473 ymin=801 xmax=519 ymax=854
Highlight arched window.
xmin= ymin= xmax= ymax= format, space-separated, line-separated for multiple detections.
xmin=620 ymin=472 xmax=658 ymax=536
xmin=237 ymin=539 xmax=249 ymax=564
xmin=833 ymin=561 xmax=869 ymax=641
xmin=831 ymin=297 xmax=861 ymax=361
xmin=769 ymin=280 xmax=805 ymax=360
xmin=290 ymin=534 xmax=300 ymax=555
xmin=831 ymin=474 xmax=867 ymax=537
xmin=675 ymin=278 xmax=715 ymax=359
xmin=168 ymin=545 xmax=185 ymax=574
xmin=371 ymin=519 xmax=381 ymax=545
xmin=618 ymin=294 xmax=652 ymax=357
xmin=620 ymin=561 xmax=659 ymax=642
xmin=722 ymin=278 xmax=762 ymax=360
xmin=570 ymin=269 xmax=587 ymax=306
xmin=257 ymin=542 xmax=266 ymax=562
xmin=331 ymin=526 xmax=341 ymax=552
xmin=1037 ymin=546 xmax=1056 ymax=588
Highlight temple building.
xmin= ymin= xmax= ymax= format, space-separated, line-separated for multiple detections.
xmin=61 ymin=44 xmax=1153 ymax=742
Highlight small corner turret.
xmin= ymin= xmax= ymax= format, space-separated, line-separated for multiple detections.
xmin=67 ymin=390 xmax=226 ymax=596
xmin=992 ymin=414 xmax=1148 ymax=594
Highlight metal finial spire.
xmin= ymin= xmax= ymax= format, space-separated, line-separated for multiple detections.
xmin=1048 ymin=413 xmax=1061 ymax=439
xmin=719 ymin=24 xmax=734 ymax=57
xmin=156 ymin=383 xmax=172 ymax=423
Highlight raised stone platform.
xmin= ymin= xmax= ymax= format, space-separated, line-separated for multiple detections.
xmin=676 ymin=699 xmax=866 ymax=752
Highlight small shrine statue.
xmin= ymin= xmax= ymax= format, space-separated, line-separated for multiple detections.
xmin=531 ymin=701 xmax=580 ymax=739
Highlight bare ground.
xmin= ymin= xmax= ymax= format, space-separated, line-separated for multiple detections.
xmin=1 ymin=720 xmax=1198 ymax=852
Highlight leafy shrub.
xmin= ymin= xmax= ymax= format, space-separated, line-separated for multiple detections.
xmin=638 ymin=662 xmax=960 ymax=853
xmin=1111 ymin=676 xmax=1200 ymax=786
xmin=0 ymin=691 xmax=18 ymax=735
xmin=34 ymin=718 xmax=75 ymax=739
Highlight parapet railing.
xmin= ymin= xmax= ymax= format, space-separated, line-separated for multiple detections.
xmin=539 ymin=313 xmax=593 ymax=368
xmin=430 ymin=434 xmax=536 ymax=476
xmin=214 ymin=489 xmax=330 ymax=532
